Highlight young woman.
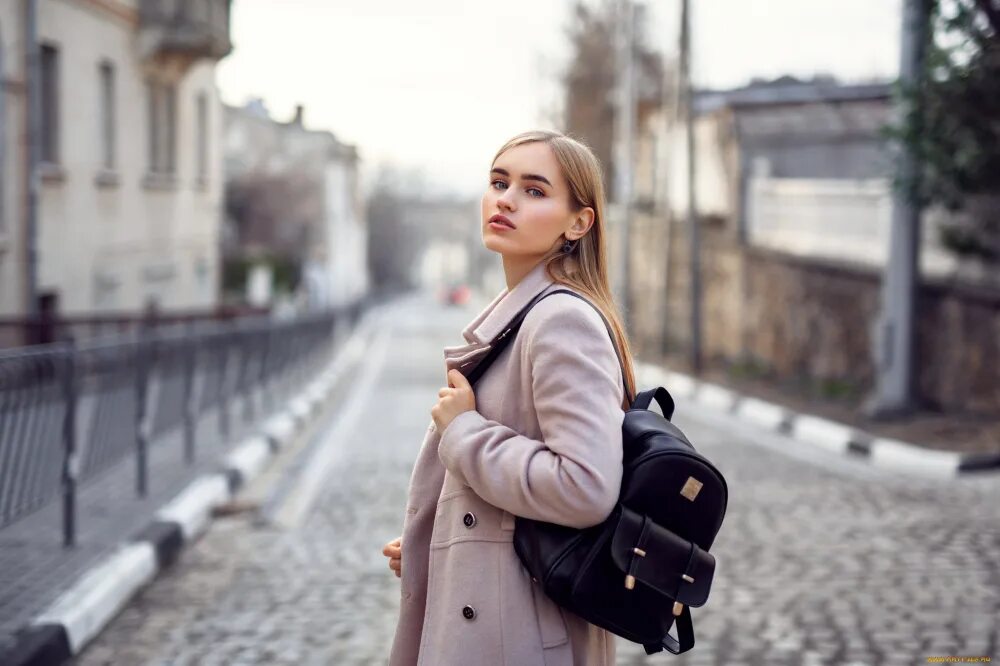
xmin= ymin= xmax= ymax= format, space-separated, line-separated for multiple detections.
xmin=383 ymin=130 xmax=637 ymax=665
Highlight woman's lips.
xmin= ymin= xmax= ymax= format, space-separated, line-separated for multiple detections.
xmin=488 ymin=221 xmax=514 ymax=231
xmin=489 ymin=214 xmax=516 ymax=229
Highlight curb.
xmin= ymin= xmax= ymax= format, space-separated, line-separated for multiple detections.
xmin=1 ymin=305 xmax=383 ymax=666
xmin=637 ymin=362 xmax=1000 ymax=478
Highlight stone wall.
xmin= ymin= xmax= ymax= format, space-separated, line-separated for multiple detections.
xmin=917 ymin=281 xmax=1000 ymax=412
xmin=628 ymin=216 xmax=1000 ymax=412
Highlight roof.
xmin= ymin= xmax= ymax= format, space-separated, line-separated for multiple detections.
xmin=693 ymin=78 xmax=893 ymax=115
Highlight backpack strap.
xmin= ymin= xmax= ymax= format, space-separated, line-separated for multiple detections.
xmin=642 ymin=604 xmax=695 ymax=654
xmin=464 ymin=287 xmax=634 ymax=406
xmin=631 ymin=386 xmax=675 ymax=421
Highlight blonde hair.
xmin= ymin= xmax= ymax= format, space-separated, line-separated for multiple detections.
xmin=491 ymin=129 xmax=636 ymax=410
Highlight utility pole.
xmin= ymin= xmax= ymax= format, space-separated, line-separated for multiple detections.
xmin=659 ymin=3 xmax=681 ymax=362
xmin=866 ymin=0 xmax=930 ymax=417
xmin=680 ymin=0 xmax=702 ymax=373
xmin=612 ymin=0 xmax=636 ymax=325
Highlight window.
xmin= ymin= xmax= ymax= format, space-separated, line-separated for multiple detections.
xmin=196 ymin=92 xmax=208 ymax=182
xmin=147 ymin=80 xmax=176 ymax=175
xmin=40 ymin=44 xmax=59 ymax=164
xmin=99 ymin=61 xmax=115 ymax=170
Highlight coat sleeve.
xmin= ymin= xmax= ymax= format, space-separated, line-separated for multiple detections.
xmin=437 ymin=299 xmax=625 ymax=529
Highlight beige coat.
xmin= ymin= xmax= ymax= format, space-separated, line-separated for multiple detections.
xmin=389 ymin=261 xmax=626 ymax=666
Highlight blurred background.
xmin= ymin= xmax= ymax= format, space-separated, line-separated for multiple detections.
xmin=2 ymin=0 xmax=997 ymax=433
xmin=0 ymin=0 xmax=997 ymax=664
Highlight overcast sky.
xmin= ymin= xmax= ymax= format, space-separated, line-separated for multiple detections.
xmin=216 ymin=0 xmax=903 ymax=198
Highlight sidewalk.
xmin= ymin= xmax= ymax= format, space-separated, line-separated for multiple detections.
xmin=0 ymin=311 xmax=369 ymax=663
xmin=652 ymin=353 xmax=1000 ymax=457
xmin=0 ymin=406 xmax=253 ymax=655
xmin=634 ymin=352 xmax=1000 ymax=477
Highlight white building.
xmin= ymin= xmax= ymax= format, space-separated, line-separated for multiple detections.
xmin=224 ymin=101 xmax=369 ymax=310
xmin=0 ymin=0 xmax=231 ymax=320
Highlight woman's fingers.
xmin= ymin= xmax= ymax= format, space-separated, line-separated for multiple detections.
xmin=382 ymin=537 xmax=402 ymax=558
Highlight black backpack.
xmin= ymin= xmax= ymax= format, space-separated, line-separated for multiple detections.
xmin=465 ymin=287 xmax=729 ymax=655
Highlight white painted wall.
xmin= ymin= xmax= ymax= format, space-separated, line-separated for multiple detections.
xmin=747 ymin=176 xmax=968 ymax=279
xmin=663 ymin=113 xmax=733 ymax=220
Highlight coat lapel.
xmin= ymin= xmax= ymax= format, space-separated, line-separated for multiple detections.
xmin=442 ymin=261 xmax=558 ymax=373
xmin=469 ymin=260 xmax=558 ymax=345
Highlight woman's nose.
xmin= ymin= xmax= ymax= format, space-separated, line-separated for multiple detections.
xmin=497 ymin=192 xmax=514 ymax=211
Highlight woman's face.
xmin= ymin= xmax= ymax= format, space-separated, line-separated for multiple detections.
xmin=481 ymin=141 xmax=593 ymax=259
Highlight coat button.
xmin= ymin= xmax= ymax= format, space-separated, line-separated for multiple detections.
xmin=462 ymin=605 xmax=476 ymax=620
xmin=462 ymin=512 xmax=476 ymax=528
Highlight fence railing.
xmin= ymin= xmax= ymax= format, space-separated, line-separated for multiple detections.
xmin=0 ymin=304 xmax=271 ymax=349
xmin=0 ymin=302 xmax=362 ymax=546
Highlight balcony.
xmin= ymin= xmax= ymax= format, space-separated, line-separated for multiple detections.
xmin=138 ymin=0 xmax=233 ymax=66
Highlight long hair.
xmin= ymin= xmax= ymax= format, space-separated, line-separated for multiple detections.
xmin=491 ymin=129 xmax=636 ymax=411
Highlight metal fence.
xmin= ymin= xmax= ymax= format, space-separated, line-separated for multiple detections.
xmin=0 ymin=303 xmax=362 ymax=546
xmin=0 ymin=304 xmax=271 ymax=349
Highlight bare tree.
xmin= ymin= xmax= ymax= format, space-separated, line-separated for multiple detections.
xmin=561 ymin=0 xmax=668 ymax=195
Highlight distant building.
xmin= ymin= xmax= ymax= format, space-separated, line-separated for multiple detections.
xmin=224 ymin=101 xmax=369 ymax=309
xmin=0 ymin=0 xmax=232 ymax=318
xmin=651 ymin=77 xmax=964 ymax=276
xmin=618 ymin=75 xmax=998 ymax=415
xmin=658 ymin=79 xmax=894 ymax=235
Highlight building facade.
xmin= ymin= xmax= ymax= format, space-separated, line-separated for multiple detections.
xmin=0 ymin=0 xmax=231 ymax=319
xmin=224 ymin=101 xmax=369 ymax=309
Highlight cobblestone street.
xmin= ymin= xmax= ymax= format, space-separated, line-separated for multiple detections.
xmin=75 ymin=295 xmax=1000 ymax=666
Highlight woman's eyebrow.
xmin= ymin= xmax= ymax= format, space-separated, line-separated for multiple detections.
xmin=490 ymin=167 xmax=552 ymax=187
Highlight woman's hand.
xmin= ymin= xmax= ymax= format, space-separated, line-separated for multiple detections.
xmin=431 ymin=369 xmax=477 ymax=432
xmin=383 ymin=536 xmax=402 ymax=578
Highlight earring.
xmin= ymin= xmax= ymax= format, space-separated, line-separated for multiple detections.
xmin=562 ymin=238 xmax=576 ymax=253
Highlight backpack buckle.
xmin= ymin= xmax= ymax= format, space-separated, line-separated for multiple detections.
xmin=624 ymin=547 xmax=647 ymax=589
xmin=674 ymin=554 xmax=696 ymax=613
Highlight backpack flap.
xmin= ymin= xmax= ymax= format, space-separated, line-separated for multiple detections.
xmin=610 ymin=505 xmax=715 ymax=607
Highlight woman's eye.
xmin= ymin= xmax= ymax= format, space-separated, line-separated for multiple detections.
xmin=489 ymin=180 xmax=542 ymax=197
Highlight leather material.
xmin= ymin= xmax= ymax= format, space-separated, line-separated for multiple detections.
xmin=609 ymin=506 xmax=715 ymax=606
xmin=466 ymin=288 xmax=730 ymax=656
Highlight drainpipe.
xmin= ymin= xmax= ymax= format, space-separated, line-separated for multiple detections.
xmin=24 ymin=0 xmax=40 ymax=317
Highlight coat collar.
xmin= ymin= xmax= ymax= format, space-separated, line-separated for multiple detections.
xmin=461 ymin=260 xmax=558 ymax=346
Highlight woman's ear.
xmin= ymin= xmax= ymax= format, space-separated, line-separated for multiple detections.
xmin=570 ymin=207 xmax=595 ymax=239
